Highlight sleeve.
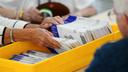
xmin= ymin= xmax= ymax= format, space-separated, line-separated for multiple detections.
xmin=0 ymin=16 xmax=29 ymax=29
xmin=85 ymin=43 xmax=115 ymax=72
xmin=85 ymin=38 xmax=128 ymax=72
xmin=92 ymin=0 xmax=113 ymax=13
xmin=0 ymin=25 xmax=6 ymax=45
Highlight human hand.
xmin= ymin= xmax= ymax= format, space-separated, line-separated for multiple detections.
xmin=40 ymin=16 xmax=64 ymax=29
xmin=10 ymin=28 xmax=61 ymax=48
xmin=22 ymin=7 xmax=43 ymax=23
xmin=116 ymin=14 xmax=128 ymax=37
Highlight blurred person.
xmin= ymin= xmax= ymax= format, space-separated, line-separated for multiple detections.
xmin=85 ymin=0 xmax=128 ymax=72
xmin=0 ymin=0 xmax=94 ymax=20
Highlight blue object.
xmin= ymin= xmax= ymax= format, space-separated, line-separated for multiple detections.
xmin=47 ymin=47 xmax=58 ymax=54
xmin=51 ymin=24 xmax=59 ymax=37
xmin=51 ymin=16 xmax=77 ymax=37
xmin=10 ymin=55 xmax=25 ymax=61
xmin=50 ymin=16 xmax=77 ymax=53
xmin=64 ymin=15 xmax=77 ymax=24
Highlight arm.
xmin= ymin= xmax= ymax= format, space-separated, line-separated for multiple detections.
xmin=0 ymin=7 xmax=43 ymax=23
xmin=0 ymin=7 xmax=17 ymax=19
xmin=4 ymin=28 xmax=60 ymax=48
xmin=74 ymin=6 xmax=97 ymax=17
xmin=0 ymin=16 xmax=60 ymax=48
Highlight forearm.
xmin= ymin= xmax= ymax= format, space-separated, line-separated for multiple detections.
xmin=4 ymin=28 xmax=34 ymax=45
xmin=75 ymin=6 xmax=97 ymax=17
xmin=0 ymin=7 xmax=17 ymax=19
xmin=3 ymin=22 xmax=42 ymax=45
xmin=4 ymin=25 xmax=41 ymax=45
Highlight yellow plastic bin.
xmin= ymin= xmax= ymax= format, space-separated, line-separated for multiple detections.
xmin=0 ymin=24 xmax=122 ymax=72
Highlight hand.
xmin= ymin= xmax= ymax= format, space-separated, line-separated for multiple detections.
xmin=116 ymin=14 xmax=128 ymax=37
xmin=40 ymin=16 xmax=64 ymax=29
xmin=30 ymin=28 xmax=61 ymax=48
xmin=22 ymin=7 xmax=43 ymax=23
xmin=5 ymin=28 xmax=61 ymax=48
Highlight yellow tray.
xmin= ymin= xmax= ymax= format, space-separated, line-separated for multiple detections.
xmin=0 ymin=24 xmax=122 ymax=72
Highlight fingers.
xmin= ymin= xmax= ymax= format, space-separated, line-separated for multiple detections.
xmin=53 ymin=16 xmax=64 ymax=24
xmin=44 ymin=16 xmax=64 ymax=24
xmin=40 ymin=23 xmax=51 ymax=29
xmin=42 ymin=29 xmax=60 ymax=48
xmin=31 ymin=28 xmax=60 ymax=48
xmin=48 ymin=17 xmax=59 ymax=24
xmin=39 ymin=37 xmax=61 ymax=48
xmin=41 ymin=18 xmax=58 ymax=29
xmin=41 ymin=16 xmax=64 ymax=29
xmin=47 ymin=31 xmax=53 ymax=36
xmin=41 ymin=29 xmax=53 ymax=36
xmin=62 ymin=15 xmax=69 ymax=20
xmin=45 ymin=36 xmax=61 ymax=48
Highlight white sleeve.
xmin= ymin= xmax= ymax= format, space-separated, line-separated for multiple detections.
xmin=0 ymin=26 xmax=6 ymax=45
xmin=0 ymin=16 xmax=29 ymax=29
